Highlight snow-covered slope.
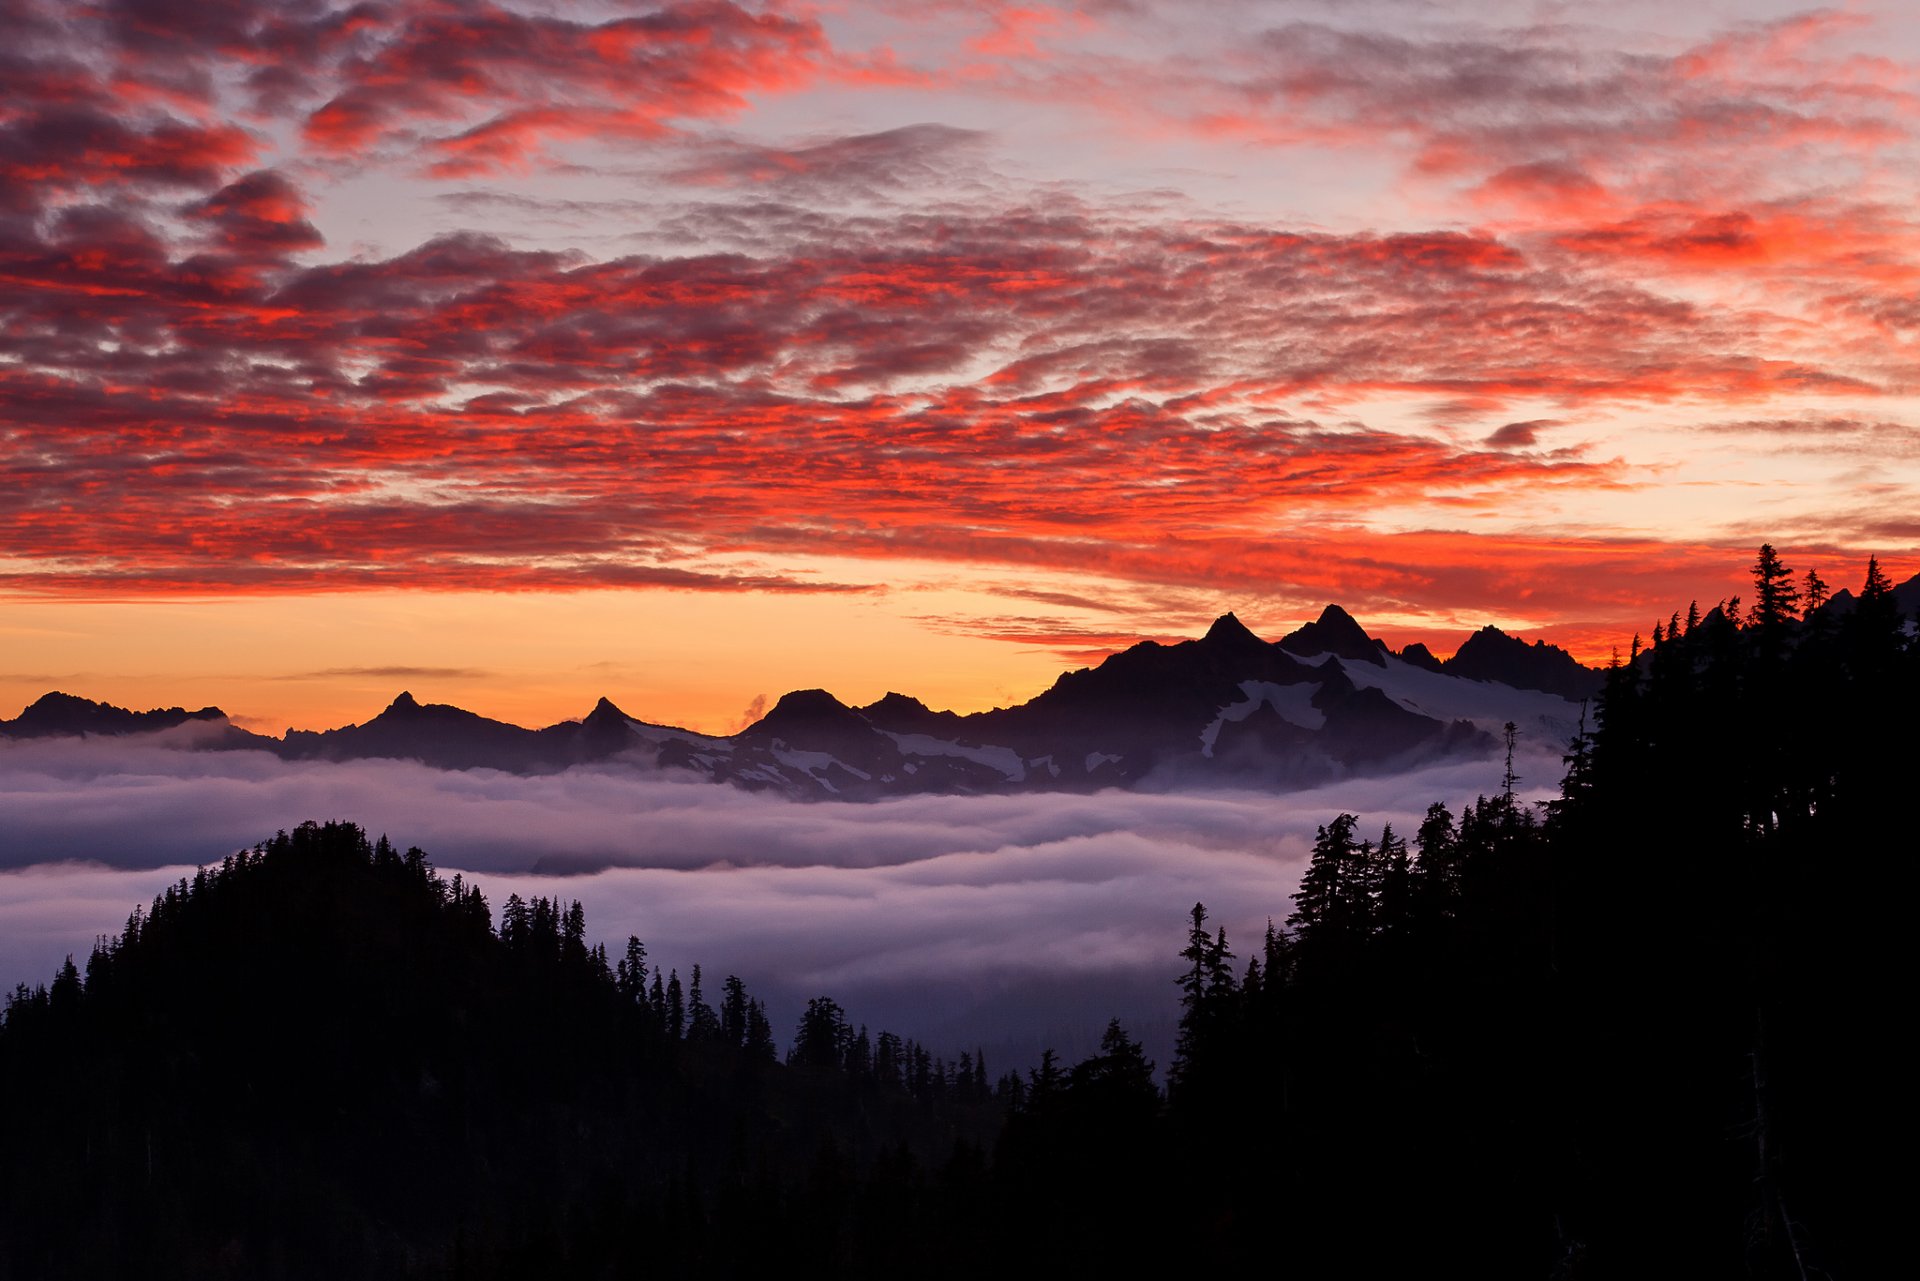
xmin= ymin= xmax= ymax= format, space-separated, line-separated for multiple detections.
xmin=6 ymin=608 xmax=1602 ymax=799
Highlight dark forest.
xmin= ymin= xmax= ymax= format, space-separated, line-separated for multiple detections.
xmin=0 ymin=548 xmax=1907 ymax=1278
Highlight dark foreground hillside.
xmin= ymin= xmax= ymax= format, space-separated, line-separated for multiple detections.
xmin=0 ymin=822 xmax=1013 ymax=1280
xmin=1 ymin=548 xmax=1910 ymax=1278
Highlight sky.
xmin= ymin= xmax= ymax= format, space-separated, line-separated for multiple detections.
xmin=5 ymin=0 xmax=1920 ymax=733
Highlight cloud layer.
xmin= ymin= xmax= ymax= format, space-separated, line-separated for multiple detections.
xmin=0 ymin=733 xmax=1561 ymax=1063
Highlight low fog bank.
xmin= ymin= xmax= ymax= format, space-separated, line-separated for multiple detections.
xmin=0 ymin=734 xmax=1565 ymax=1067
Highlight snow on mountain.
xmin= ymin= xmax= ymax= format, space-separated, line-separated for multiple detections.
xmin=1337 ymin=654 xmax=1587 ymax=745
xmin=1199 ymin=681 xmax=1327 ymax=757
xmin=4 ymin=605 xmax=1611 ymax=799
xmin=883 ymin=732 xmax=1027 ymax=781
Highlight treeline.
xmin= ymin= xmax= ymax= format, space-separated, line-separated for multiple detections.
xmin=0 ymin=546 xmax=1909 ymax=1277
xmin=0 ymin=821 xmax=1086 ymax=1279
xmin=1166 ymin=547 xmax=1910 ymax=1275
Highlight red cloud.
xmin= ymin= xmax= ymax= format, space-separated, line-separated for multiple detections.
xmin=188 ymin=169 xmax=325 ymax=255
xmin=2 ymin=193 xmax=1897 ymax=616
xmin=1 ymin=0 xmax=1916 ymax=660
xmin=300 ymin=2 xmax=829 ymax=173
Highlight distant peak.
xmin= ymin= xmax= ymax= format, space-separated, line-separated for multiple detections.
xmin=859 ymin=690 xmax=962 ymax=734
xmin=1281 ymin=604 xmax=1385 ymax=665
xmin=740 ymin=687 xmax=871 ymax=740
xmin=768 ymin=688 xmax=850 ymax=716
xmin=389 ymin=691 xmax=419 ymax=711
xmin=865 ymin=691 xmax=930 ymax=714
xmin=1202 ymin=612 xmax=1264 ymax=648
xmin=1445 ymin=626 xmax=1602 ymax=700
xmin=583 ymin=696 xmax=629 ymax=725
xmin=27 ymin=690 xmax=114 ymax=712
xmin=4 ymin=691 xmax=225 ymax=738
xmin=1399 ymin=642 xmax=1444 ymax=673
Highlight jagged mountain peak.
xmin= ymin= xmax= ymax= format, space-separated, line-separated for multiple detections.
xmin=865 ymin=691 xmax=930 ymax=716
xmin=742 ymin=688 xmax=870 ymax=740
xmin=1202 ymin=611 xmax=1266 ymax=650
xmin=1281 ymin=604 xmax=1387 ymax=666
xmin=24 ymin=690 xmax=92 ymax=712
xmin=366 ymin=690 xmax=503 ymax=729
xmin=1444 ymin=626 xmax=1602 ymax=700
xmin=770 ymin=688 xmax=852 ymax=716
xmin=585 ymin=695 xmax=627 ymax=722
xmin=1399 ymin=641 xmax=1444 ymax=673
xmin=859 ymin=691 xmax=967 ymax=738
xmin=3 ymin=692 xmax=229 ymax=738
xmin=6 ymin=598 xmax=1611 ymax=794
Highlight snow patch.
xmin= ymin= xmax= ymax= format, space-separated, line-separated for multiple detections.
xmin=883 ymin=732 xmax=1025 ymax=781
xmin=1199 ymin=680 xmax=1327 ymax=757
xmin=628 ymin=722 xmax=728 ymax=749
xmin=772 ymin=748 xmax=871 ymax=782
xmin=1340 ymin=656 xmax=1584 ymax=741
xmin=1084 ymin=752 xmax=1123 ymax=772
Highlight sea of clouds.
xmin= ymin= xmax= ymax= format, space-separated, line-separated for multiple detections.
xmin=0 ymin=733 xmax=1565 ymax=1069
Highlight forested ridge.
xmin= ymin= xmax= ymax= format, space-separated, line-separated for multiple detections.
xmin=0 ymin=548 xmax=1908 ymax=1278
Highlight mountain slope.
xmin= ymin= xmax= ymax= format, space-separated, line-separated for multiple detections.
xmin=1443 ymin=626 xmax=1604 ymax=699
xmin=2 ymin=606 xmax=1612 ymax=796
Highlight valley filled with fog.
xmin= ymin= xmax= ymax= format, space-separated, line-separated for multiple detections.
xmin=0 ymin=734 xmax=1564 ymax=1068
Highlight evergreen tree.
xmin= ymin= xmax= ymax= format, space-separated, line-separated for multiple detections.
xmin=499 ymin=893 xmax=529 ymax=950
xmin=874 ymin=1031 xmax=904 ymax=1090
xmin=665 ymin=969 xmax=686 ymax=1040
xmin=791 ymin=997 xmax=849 ymax=1071
xmin=686 ymin=965 xmax=719 ymax=1042
xmin=719 ymin=974 xmax=749 ymax=1047
xmin=1748 ymin=543 xmax=1801 ymax=631
xmin=1803 ymin=567 xmax=1829 ymax=613
xmin=743 ymin=998 xmax=776 ymax=1063
xmin=1177 ymin=903 xmax=1213 ymax=1014
xmin=561 ymin=900 xmax=587 ymax=967
xmin=1289 ymin=813 xmax=1359 ymax=945
xmin=1171 ymin=904 xmax=1235 ymax=1097
xmin=616 ymin=936 xmax=648 ymax=1004
xmin=648 ymin=970 xmax=667 ymax=1026
xmin=1068 ymin=1019 xmax=1157 ymax=1117
xmin=1375 ymin=823 xmax=1412 ymax=937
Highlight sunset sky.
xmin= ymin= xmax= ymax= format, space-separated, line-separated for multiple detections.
xmin=5 ymin=0 xmax=1918 ymax=733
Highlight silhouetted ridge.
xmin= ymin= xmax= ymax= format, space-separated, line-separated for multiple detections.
xmin=283 ymin=693 xmax=556 ymax=771
xmin=860 ymin=691 xmax=966 ymax=736
xmin=1202 ymin=611 xmax=1268 ymax=653
xmin=743 ymin=688 xmax=867 ymax=737
xmin=1280 ymin=604 xmax=1387 ymax=665
xmin=1399 ymin=641 xmax=1444 ymax=673
xmin=583 ymin=695 xmax=629 ymax=723
xmin=1444 ymin=626 xmax=1602 ymax=699
xmin=566 ymin=696 xmax=642 ymax=757
xmin=730 ymin=688 xmax=913 ymax=789
xmin=1 ymin=691 xmax=229 ymax=738
xmin=1821 ymin=570 xmax=1920 ymax=620
xmin=0 ymin=820 xmax=1012 ymax=1279
xmin=4 ymin=595 xmax=1638 ymax=792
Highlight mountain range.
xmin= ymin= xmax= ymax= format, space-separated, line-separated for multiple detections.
xmin=0 ymin=605 xmax=1625 ymax=798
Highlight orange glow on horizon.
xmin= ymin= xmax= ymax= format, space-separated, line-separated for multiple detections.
xmin=1 ymin=0 xmax=1915 ymax=718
